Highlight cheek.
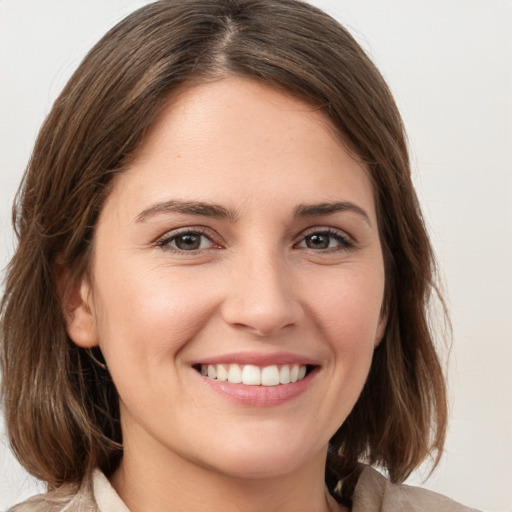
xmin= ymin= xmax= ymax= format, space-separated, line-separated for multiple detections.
xmin=91 ymin=260 xmax=221 ymax=374
xmin=297 ymin=268 xmax=383 ymax=433
xmin=305 ymin=265 xmax=385 ymax=347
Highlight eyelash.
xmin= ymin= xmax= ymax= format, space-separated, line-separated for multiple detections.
xmin=156 ymin=227 xmax=219 ymax=253
xmin=293 ymin=228 xmax=354 ymax=252
xmin=156 ymin=227 xmax=354 ymax=254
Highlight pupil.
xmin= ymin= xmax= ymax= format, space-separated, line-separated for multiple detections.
xmin=176 ymin=234 xmax=200 ymax=250
xmin=307 ymin=234 xmax=329 ymax=249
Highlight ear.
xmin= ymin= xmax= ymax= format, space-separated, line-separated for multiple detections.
xmin=58 ymin=267 xmax=99 ymax=348
xmin=374 ymin=311 xmax=388 ymax=348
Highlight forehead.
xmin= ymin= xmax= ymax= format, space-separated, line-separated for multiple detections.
xmin=106 ymin=77 xmax=376 ymax=223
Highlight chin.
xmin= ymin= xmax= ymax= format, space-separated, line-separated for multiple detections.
xmin=208 ymin=454 xmax=308 ymax=480
xmin=194 ymin=430 xmax=324 ymax=480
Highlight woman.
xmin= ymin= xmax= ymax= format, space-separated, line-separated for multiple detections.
xmin=1 ymin=1 xmax=479 ymax=510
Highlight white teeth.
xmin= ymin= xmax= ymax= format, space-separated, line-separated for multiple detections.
xmin=216 ymin=364 xmax=228 ymax=381
xmin=199 ymin=363 xmax=309 ymax=386
xmin=279 ymin=365 xmax=291 ymax=384
xmin=227 ymin=364 xmax=242 ymax=384
xmin=242 ymin=364 xmax=261 ymax=385
xmin=261 ymin=365 xmax=280 ymax=386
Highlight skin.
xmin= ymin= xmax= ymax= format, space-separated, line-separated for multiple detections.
xmin=67 ymin=78 xmax=386 ymax=512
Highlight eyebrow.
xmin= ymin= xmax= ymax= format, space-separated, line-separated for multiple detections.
xmin=135 ymin=200 xmax=238 ymax=223
xmin=135 ymin=199 xmax=371 ymax=226
xmin=294 ymin=202 xmax=372 ymax=226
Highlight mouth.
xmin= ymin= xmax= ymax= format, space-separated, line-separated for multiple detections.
xmin=193 ymin=363 xmax=315 ymax=386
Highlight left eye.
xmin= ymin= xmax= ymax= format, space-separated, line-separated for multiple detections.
xmin=159 ymin=231 xmax=214 ymax=251
xmin=296 ymin=230 xmax=352 ymax=250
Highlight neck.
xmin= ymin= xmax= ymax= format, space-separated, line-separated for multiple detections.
xmin=110 ymin=428 xmax=345 ymax=512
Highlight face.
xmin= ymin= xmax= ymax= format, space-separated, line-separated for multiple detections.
xmin=69 ymin=78 xmax=386 ymax=480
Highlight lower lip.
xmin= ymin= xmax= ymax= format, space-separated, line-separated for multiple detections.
xmin=198 ymin=368 xmax=317 ymax=407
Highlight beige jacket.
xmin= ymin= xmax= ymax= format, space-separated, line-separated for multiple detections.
xmin=8 ymin=467 xmax=480 ymax=512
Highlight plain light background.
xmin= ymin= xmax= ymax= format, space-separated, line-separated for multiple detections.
xmin=0 ymin=1 xmax=511 ymax=511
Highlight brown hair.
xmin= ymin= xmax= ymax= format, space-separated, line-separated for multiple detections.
xmin=1 ymin=0 xmax=447 ymax=493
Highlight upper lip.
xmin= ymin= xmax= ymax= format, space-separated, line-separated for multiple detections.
xmin=192 ymin=351 xmax=320 ymax=367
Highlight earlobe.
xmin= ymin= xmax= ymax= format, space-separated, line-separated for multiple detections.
xmin=59 ymin=269 xmax=99 ymax=348
xmin=374 ymin=313 xmax=388 ymax=348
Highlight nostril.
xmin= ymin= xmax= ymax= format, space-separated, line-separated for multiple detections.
xmin=219 ymin=281 xmax=302 ymax=338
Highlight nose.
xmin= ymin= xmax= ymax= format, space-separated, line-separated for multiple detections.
xmin=220 ymin=251 xmax=303 ymax=338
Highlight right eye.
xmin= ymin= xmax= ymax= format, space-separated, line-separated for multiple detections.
xmin=157 ymin=229 xmax=216 ymax=252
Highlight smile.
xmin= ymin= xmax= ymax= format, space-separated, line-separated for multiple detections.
xmin=198 ymin=363 xmax=308 ymax=386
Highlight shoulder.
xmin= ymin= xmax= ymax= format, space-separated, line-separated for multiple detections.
xmin=7 ymin=475 xmax=97 ymax=512
xmin=7 ymin=470 xmax=128 ymax=512
xmin=352 ymin=466 xmax=481 ymax=512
